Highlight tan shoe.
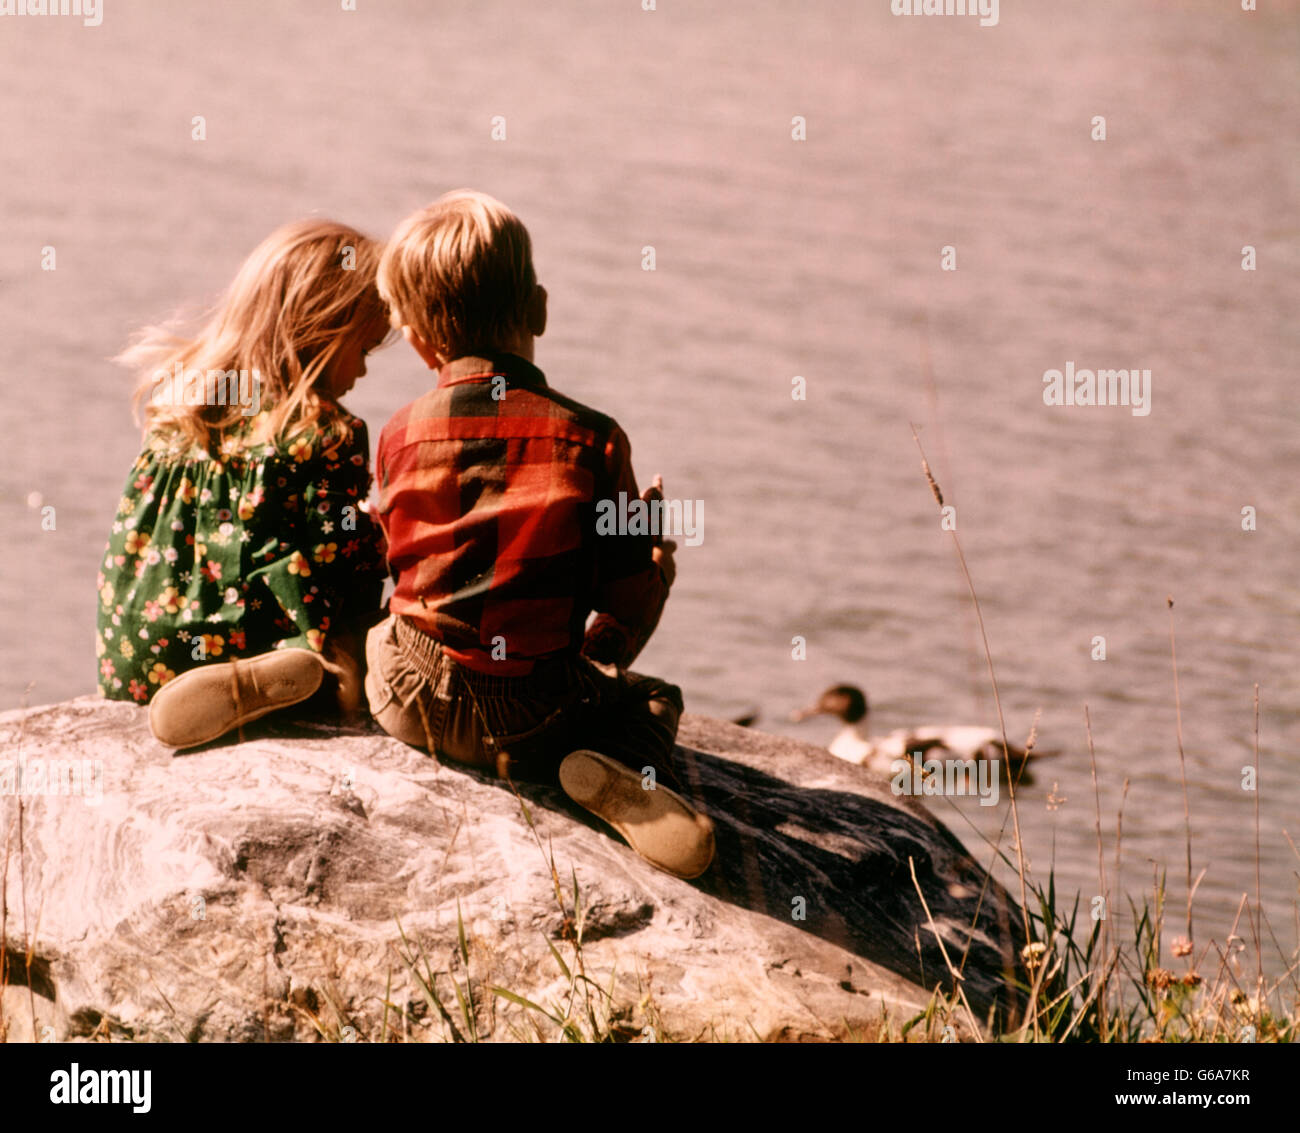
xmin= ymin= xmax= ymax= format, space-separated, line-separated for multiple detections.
xmin=149 ymin=650 xmax=325 ymax=749
xmin=559 ymin=750 xmax=716 ymax=879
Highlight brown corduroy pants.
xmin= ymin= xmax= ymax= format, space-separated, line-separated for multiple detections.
xmin=364 ymin=614 xmax=685 ymax=790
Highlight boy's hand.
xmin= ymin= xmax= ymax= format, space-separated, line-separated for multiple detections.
xmin=641 ymin=474 xmax=664 ymax=547
xmin=641 ymin=475 xmax=676 ymax=584
xmin=653 ymin=539 xmax=677 ymax=587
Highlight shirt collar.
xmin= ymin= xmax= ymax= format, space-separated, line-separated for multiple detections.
xmin=435 ymin=352 xmax=548 ymax=390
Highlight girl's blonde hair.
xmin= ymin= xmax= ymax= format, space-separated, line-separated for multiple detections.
xmin=122 ymin=219 xmax=388 ymax=452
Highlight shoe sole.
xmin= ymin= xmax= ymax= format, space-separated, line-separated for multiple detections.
xmin=559 ymin=750 xmax=715 ymax=879
xmin=149 ymin=650 xmax=325 ymax=749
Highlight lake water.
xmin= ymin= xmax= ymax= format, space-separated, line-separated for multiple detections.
xmin=2 ymin=0 xmax=1297 ymax=975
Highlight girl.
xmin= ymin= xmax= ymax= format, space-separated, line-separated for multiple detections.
xmin=96 ymin=219 xmax=392 ymax=747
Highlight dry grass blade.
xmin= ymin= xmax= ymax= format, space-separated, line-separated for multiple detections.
xmin=909 ymin=424 xmax=1033 ymax=1015
xmin=1083 ymin=704 xmax=1110 ymax=1038
xmin=1165 ymin=598 xmax=1195 ymax=962
xmin=907 ymin=855 xmax=983 ymax=1042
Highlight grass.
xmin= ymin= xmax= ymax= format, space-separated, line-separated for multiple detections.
xmin=893 ymin=426 xmax=1298 ymax=1044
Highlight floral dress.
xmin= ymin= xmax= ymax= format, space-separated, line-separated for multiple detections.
xmin=96 ymin=408 xmax=387 ymax=703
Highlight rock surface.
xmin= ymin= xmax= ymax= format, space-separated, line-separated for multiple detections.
xmin=0 ymin=697 xmax=1026 ymax=1042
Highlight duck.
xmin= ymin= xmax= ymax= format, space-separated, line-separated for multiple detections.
xmin=790 ymin=684 xmax=1046 ymax=780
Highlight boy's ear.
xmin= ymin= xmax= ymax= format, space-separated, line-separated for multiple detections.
xmin=402 ymin=326 xmax=443 ymax=370
xmin=527 ymin=284 xmax=547 ymax=338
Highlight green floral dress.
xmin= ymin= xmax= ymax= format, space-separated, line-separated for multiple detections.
xmin=96 ymin=407 xmax=387 ymax=703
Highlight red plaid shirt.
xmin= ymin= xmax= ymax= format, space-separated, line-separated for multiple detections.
xmin=375 ymin=353 xmax=669 ymax=675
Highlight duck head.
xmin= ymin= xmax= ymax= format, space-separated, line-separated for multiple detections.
xmin=790 ymin=684 xmax=869 ymax=725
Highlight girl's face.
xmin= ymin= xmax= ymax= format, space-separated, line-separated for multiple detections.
xmin=319 ymin=312 xmax=390 ymax=401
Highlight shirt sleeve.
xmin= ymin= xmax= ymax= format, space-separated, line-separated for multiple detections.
xmin=257 ymin=417 xmax=388 ymax=652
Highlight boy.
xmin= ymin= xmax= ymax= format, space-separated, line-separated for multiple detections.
xmin=367 ymin=190 xmax=714 ymax=879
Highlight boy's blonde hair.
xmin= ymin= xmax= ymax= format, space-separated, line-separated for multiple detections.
xmin=377 ymin=190 xmax=536 ymax=360
xmin=122 ymin=219 xmax=389 ymax=452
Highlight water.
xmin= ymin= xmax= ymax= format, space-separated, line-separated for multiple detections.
xmin=2 ymin=0 xmax=1297 ymax=972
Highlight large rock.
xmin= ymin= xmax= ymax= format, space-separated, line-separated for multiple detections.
xmin=0 ymin=697 xmax=1026 ymax=1042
